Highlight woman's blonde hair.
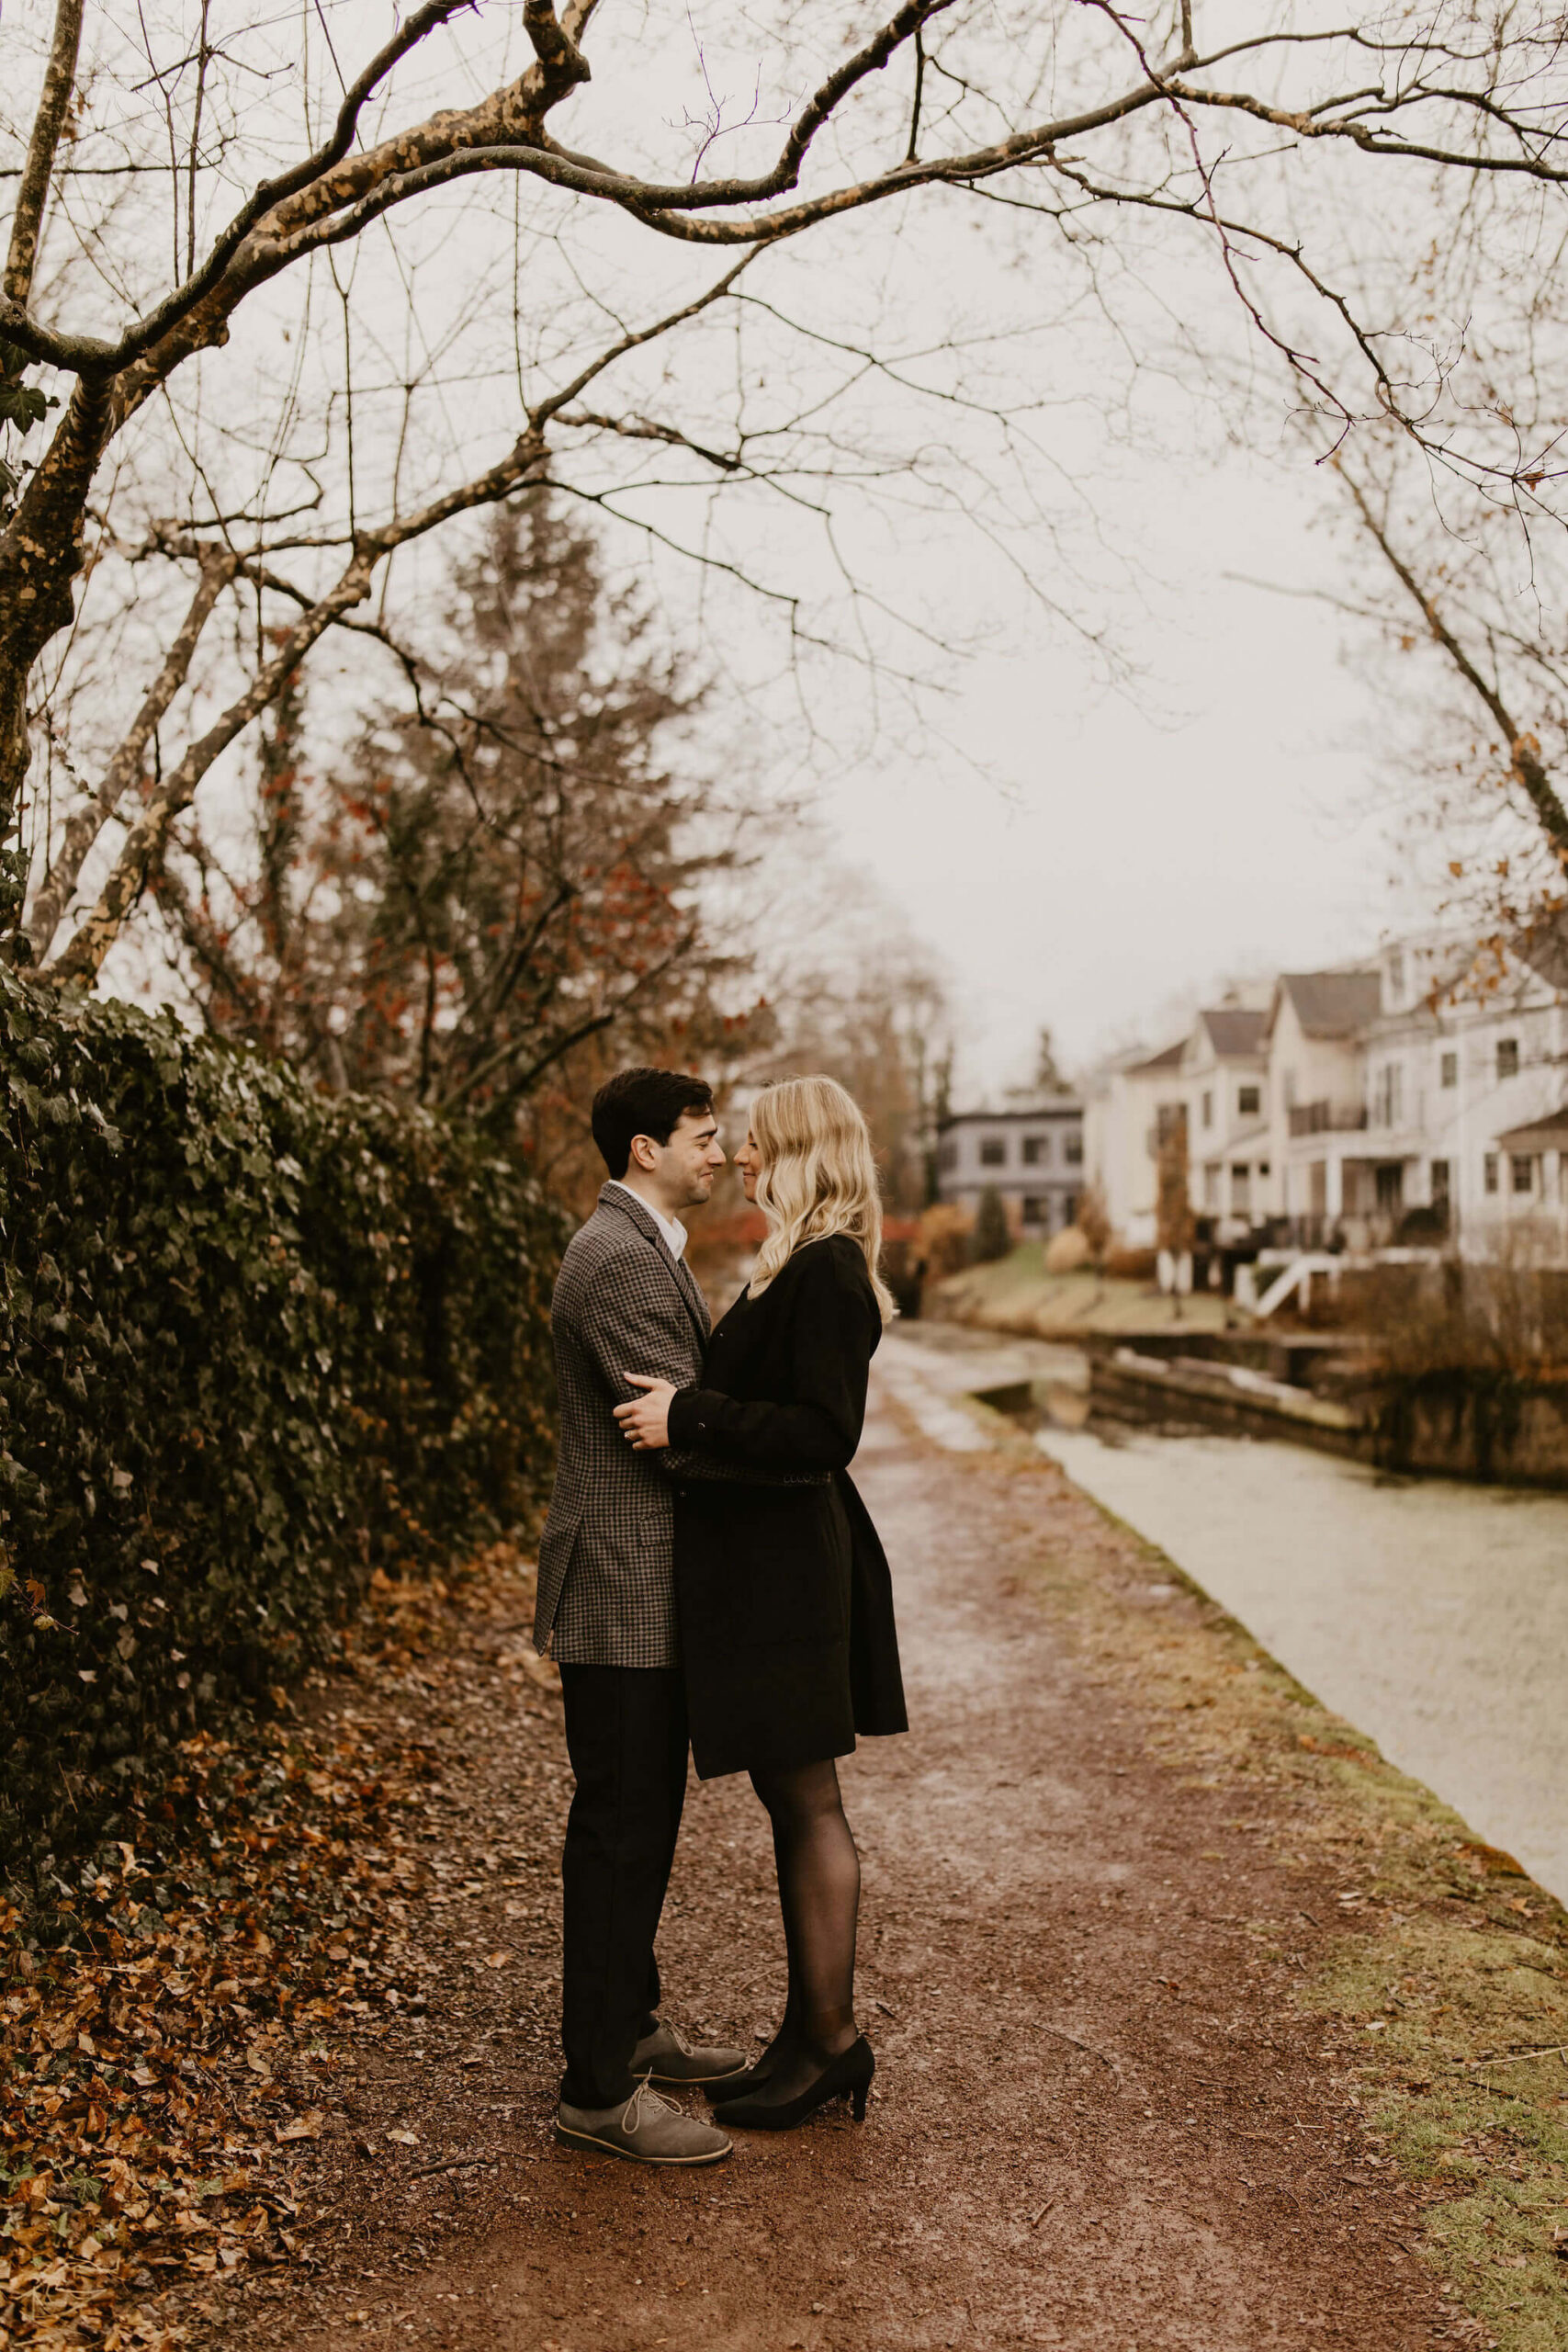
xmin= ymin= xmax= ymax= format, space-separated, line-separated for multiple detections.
xmin=748 ymin=1074 xmax=896 ymax=1323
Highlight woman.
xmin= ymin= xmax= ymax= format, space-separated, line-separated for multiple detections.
xmin=613 ymin=1073 xmax=908 ymax=2132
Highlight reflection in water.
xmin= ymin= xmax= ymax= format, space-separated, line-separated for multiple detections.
xmin=1034 ymin=1419 xmax=1568 ymax=1905
xmin=880 ymin=1330 xmax=1568 ymax=1905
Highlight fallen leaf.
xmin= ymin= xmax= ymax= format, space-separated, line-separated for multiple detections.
xmin=0 ymin=1544 xmax=536 ymax=2350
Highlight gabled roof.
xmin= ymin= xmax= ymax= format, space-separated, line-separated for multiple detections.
xmin=1199 ymin=1006 xmax=1267 ymax=1058
xmin=1125 ymin=1039 xmax=1185 ymax=1077
xmin=1273 ymin=969 xmax=1382 ymax=1040
xmin=1495 ymin=1105 xmax=1568 ymax=1152
xmin=1196 ymin=1123 xmax=1271 ymax=1165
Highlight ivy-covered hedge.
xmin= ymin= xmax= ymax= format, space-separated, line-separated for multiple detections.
xmin=0 ymin=967 xmax=564 ymax=1887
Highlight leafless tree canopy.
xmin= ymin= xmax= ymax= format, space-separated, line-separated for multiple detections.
xmin=1282 ymin=162 xmax=1568 ymax=975
xmin=4 ymin=0 xmax=1567 ymax=992
xmin=1333 ymin=454 xmax=1568 ymax=964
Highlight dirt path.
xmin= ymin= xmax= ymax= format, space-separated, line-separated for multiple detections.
xmin=234 ymin=1380 xmax=1454 ymax=2352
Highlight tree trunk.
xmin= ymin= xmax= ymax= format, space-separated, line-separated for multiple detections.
xmin=0 ymin=375 xmax=115 ymax=919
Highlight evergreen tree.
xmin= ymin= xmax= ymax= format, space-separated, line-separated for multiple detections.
xmin=1034 ymin=1026 xmax=1068 ymax=1094
xmin=972 ymin=1184 xmax=1012 ymax=1263
xmin=164 ymin=492 xmax=758 ymax=1189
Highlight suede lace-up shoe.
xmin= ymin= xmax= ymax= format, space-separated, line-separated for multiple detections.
xmin=555 ymin=2078 xmax=733 ymax=2166
xmin=633 ymin=2018 xmax=749 ymax=2086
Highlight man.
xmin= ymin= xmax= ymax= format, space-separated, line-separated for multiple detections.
xmin=536 ymin=1067 xmax=745 ymax=2165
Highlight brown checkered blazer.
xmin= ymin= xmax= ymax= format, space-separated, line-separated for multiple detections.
xmin=534 ymin=1183 xmax=711 ymax=1668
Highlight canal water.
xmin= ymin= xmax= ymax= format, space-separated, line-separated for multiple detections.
xmin=881 ymin=1329 xmax=1568 ymax=1906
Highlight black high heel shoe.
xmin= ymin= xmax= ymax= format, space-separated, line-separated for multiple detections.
xmin=718 ymin=2035 xmax=874 ymax=2131
xmin=706 ymin=2048 xmax=778 ymax=2105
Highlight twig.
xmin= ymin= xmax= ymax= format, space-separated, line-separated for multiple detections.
xmin=1469 ymin=2044 xmax=1568 ymax=2069
xmin=1031 ymin=2198 xmax=1055 ymax=2228
xmin=410 ymin=2155 xmax=499 ymax=2178
xmin=1034 ymin=2022 xmax=1122 ymax=2075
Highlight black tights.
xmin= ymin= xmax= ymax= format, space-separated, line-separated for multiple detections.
xmin=749 ymin=1757 xmax=862 ymax=2098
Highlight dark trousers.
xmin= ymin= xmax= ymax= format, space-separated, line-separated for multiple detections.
xmin=558 ymin=1663 xmax=690 ymax=2109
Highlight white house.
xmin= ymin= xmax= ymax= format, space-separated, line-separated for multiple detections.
xmin=1083 ymin=1003 xmax=1272 ymax=1247
xmin=1183 ymin=1006 xmax=1271 ymax=1232
xmin=1266 ymin=967 xmax=1385 ymax=1240
xmin=1404 ymin=941 xmax=1568 ymax=1250
xmin=934 ymin=1100 xmax=1085 ymax=1235
xmin=1085 ymin=938 xmax=1568 ymax=1261
xmin=1082 ymin=1040 xmax=1185 ymax=1248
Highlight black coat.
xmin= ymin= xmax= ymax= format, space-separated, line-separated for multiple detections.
xmin=665 ymin=1234 xmax=908 ymax=1781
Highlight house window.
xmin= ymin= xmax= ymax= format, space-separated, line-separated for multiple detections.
xmin=1021 ymin=1135 xmax=1048 ymax=1166
xmin=1483 ymin=1152 xmax=1499 ymax=1194
xmin=1374 ymin=1063 xmax=1403 ymax=1127
xmin=1230 ymin=1164 xmax=1251 ymax=1215
xmin=1065 ymin=1133 xmax=1083 ymax=1167
xmin=1201 ymin=1091 xmax=1213 ymax=1129
xmin=1431 ymin=1159 xmax=1450 ymax=1204
xmin=979 ymin=1136 xmax=1006 ymax=1168
xmin=1388 ymin=948 xmax=1404 ymax=998
xmin=1021 ymin=1195 xmax=1048 ymax=1226
xmin=1497 ymin=1038 xmax=1519 ymax=1080
xmin=1258 ymin=1160 xmax=1270 ymax=1180
xmin=1440 ymin=1050 xmax=1458 ymax=1090
xmin=1283 ymin=1069 xmax=1298 ymax=1110
xmin=937 ymin=1138 xmax=957 ymax=1173
xmin=1238 ymin=1084 xmax=1261 ymax=1116
xmin=1512 ymin=1154 xmax=1535 ymax=1194
xmin=1061 ymin=1193 xmax=1079 ymax=1227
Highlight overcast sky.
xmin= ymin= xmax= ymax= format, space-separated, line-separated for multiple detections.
xmin=819 ymin=442 xmax=1408 ymax=1099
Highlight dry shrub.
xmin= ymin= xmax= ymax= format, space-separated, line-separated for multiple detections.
xmin=1045 ymin=1227 xmax=1091 ymax=1274
xmin=1077 ymin=1180 xmax=1113 ymax=1264
xmin=918 ymin=1203 xmax=974 ymax=1283
xmin=1105 ymin=1245 xmax=1157 ymax=1283
xmin=1362 ymin=1240 xmax=1568 ymax=1379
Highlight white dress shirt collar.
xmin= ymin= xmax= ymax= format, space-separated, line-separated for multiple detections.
xmin=610 ymin=1180 xmax=688 ymax=1261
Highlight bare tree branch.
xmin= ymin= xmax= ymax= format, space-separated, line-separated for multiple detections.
xmin=1335 ymin=461 xmax=1568 ymax=865
xmin=7 ymin=0 xmax=1568 ymax=981
xmin=46 ymin=438 xmax=570 ymax=982
xmin=3 ymin=0 xmax=85 ymax=309
xmin=27 ymin=542 xmax=238 ymax=963
xmin=0 ymin=0 xmax=481 ymax=375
